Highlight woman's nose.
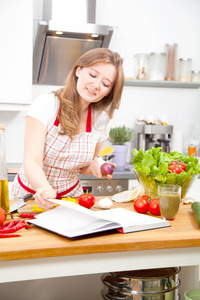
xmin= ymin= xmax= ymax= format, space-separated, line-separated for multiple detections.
xmin=92 ymin=78 xmax=101 ymax=89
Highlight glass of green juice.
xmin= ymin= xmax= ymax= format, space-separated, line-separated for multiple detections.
xmin=158 ymin=185 xmax=181 ymax=220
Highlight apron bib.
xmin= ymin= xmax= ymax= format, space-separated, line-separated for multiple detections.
xmin=12 ymin=105 xmax=95 ymax=199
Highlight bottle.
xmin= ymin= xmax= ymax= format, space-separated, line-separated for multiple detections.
xmin=0 ymin=125 xmax=9 ymax=214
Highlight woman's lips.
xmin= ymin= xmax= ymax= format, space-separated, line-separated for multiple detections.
xmin=87 ymin=87 xmax=96 ymax=95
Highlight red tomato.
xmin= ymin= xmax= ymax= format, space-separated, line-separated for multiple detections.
xmin=78 ymin=194 xmax=95 ymax=209
xmin=149 ymin=199 xmax=161 ymax=216
xmin=0 ymin=207 xmax=6 ymax=228
xmin=168 ymin=160 xmax=186 ymax=174
xmin=133 ymin=195 xmax=150 ymax=214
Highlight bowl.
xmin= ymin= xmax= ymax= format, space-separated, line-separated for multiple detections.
xmin=135 ymin=171 xmax=199 ymax=199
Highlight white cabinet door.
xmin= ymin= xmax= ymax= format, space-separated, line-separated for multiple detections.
xmin=0 ymin=0 xmax=32 ymax=104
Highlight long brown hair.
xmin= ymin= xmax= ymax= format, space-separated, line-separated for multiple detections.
xmin=54 ymin=48 xmax=124 ymax=139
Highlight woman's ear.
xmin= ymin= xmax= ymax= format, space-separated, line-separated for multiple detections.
xmin=76 ymin=66 xmax=81 ymax=77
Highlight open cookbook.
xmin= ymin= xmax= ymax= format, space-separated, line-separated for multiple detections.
xmin=28 ymin=199 xmax=170 ymax=238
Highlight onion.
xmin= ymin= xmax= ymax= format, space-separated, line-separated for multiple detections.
xmin=101 ymin=162 xmax=114 ymax=176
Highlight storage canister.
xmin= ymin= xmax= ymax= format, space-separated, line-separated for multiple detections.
xmin=165 ymin=43 xmax=178 ymax=81
xmin=149 ymin=52 xmax=166 ymax=80
xmin=135 ymin=53 xmax=148 ymax=80
xmin=191 ymin=71 xmax=200 ymax=82
xmin=178 ymin=58 xmax=192 ymax=82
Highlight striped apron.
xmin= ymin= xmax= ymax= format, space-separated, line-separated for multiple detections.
xmin=11 ymin=105 xmax=95 ymax=199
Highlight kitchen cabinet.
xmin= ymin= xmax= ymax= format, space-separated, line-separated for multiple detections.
xmin=125 ymin=79 xmax=200 ymax=89
xmin=0 ymin=0 xmax=32 ymax=107
xmin=0 ymin=199 xmax=200 ymax=299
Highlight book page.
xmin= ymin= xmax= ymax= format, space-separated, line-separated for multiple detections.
xmin=33 ymin=202 xmax=121 ymax=237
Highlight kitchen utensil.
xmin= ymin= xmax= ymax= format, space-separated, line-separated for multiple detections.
xmin=102 ymin=267 xmax=180 ymax=299
xmin=10 ymin=193 xmax=33 ymax=212
xmin=103 ymin=154 xmax=115 ymax=161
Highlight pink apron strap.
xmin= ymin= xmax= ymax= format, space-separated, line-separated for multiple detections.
xmin=18 ymin=174 xmax=79 ymax=199
xmin=54 ymin=104 xmax=92 ymax=132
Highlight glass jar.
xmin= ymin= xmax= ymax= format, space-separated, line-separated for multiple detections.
xmin=135 ymin=53 xmax=148 ymax=80
xmin=0 ymin=125 xmax=9 ymax=214
xmin=148 ymin=52 xmax=166 ymax=80
xmin=165 ymin=43 xmax=178 ymax=81
xmin=178 ymin=58 xmax=192 ymax=82
xmin=191 ymin=71 xmax=200 ymax=82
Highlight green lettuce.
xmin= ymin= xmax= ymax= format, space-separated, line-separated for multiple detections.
xmin=132 ymin=147 xmax=200 ymax=175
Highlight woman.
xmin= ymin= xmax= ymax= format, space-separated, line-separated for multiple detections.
xmin=11 ymin=48 xmax=124 ymax=209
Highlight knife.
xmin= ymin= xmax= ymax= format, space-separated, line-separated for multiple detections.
xmin=10 ymin=193 xmax=33 ymax=213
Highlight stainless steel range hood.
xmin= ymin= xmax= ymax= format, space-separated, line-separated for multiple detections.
xmin=33 ymin=1 xmax=116 ymax=86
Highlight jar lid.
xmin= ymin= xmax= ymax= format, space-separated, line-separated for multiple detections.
xmin=149 ymin=52 xmax=166 ymax=56
xmin=165 ymin=43 xmax=178 ymax=46
xmin=191 ymin=70 xmax=200 ymax=74
xmin=134 ymin=53 xmax=149 ymax=57
xmin=179 ymin=58 xmax=192 ymax=61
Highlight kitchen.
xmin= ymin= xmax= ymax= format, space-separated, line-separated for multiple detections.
xmin=1 ymin=0 xmax=200 ymax=299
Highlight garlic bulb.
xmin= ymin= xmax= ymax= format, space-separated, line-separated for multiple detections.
xmin=98 ymin=197 xmax=113 ymax=209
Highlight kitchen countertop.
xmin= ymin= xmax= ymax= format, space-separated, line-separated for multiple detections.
xmin=1 ymin=197 xmax=200 ymax=297
xmin=7 ymin=163 xmax=137 ymax=181
xmin=1 ymin=198 xmax=200 ymax=262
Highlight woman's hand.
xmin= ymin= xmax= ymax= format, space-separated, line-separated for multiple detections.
xmin=91 ymin=157 xmax=116 ymax=180
xmin=34 ymin=186 xmax=57 ymax=209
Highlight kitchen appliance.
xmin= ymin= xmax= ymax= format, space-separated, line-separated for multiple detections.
xmin=33 ymin=0 xmax=117 ymax=85
xmin=135 ymin=123 xmax=173 ymax=153
xmin=81 ymin=178 xmax=129 ymax=196
xmin=8 ymin=171 xmax=133 ymax=198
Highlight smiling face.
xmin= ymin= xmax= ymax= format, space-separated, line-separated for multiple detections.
xmin=75 ymin=62 xmax=117 ymax=105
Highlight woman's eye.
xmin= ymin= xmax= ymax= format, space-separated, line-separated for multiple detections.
xmin=89 ymin=73 xmax=96 ymax=78
xmin=103 ymin=82 xmax=109 ymax=88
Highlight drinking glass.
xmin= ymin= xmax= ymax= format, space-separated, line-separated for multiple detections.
xmin=158 ymin=185 xmax=181 ymax=220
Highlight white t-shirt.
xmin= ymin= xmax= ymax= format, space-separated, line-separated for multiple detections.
xmin=27 ymin=93 xmax=110 ymax=142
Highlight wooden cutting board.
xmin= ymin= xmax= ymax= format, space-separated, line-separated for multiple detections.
xmin=16 ymin=197 xmax=132 ymax=214
xmin=17 ymin=200 xmax=40 ymax=214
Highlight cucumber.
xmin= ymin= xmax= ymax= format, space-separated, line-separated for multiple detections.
xmin=191 ymin=202 xmax=200 ymax=226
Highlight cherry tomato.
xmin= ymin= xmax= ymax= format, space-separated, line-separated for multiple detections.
xmin=78 ymin=194 xmax=95 ymax=209
xmin=133 ymin=195 xmax=150 ymax=214
xmin=149 ymin=199 xmax=161 ymax=216
xmin=168 ymin=160 xmax=186 ymax=174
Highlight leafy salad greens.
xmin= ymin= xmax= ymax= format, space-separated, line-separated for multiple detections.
xmin=132 ymin=147 xmax=200 ymax=198
xmin=132 ymin=147 xmax=200 ymax=175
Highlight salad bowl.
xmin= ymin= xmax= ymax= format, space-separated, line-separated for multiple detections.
xmin=132 ymin=147 xmax=200 ymax=199
xmin=135 ymin=171 xmax=198 ymax=199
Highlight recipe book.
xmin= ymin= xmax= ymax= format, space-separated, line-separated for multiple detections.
xmin=28 ymin=199 xmax=170 ymax=238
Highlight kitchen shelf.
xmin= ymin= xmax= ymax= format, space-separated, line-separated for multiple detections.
xmin=0 ymin=103 xmax=30 ymax=111
xmin=124 ymin=79 xmax=200 ymax=89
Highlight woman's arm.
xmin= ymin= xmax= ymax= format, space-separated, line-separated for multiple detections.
xmin=23 ymin=116 xmax=56 ymax=208
xmin=79 ymin=141 xmax=115 ymax=180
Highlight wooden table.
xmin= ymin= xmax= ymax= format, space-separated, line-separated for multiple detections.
xmin=1 ymin=198 xmax=200 ymax=298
